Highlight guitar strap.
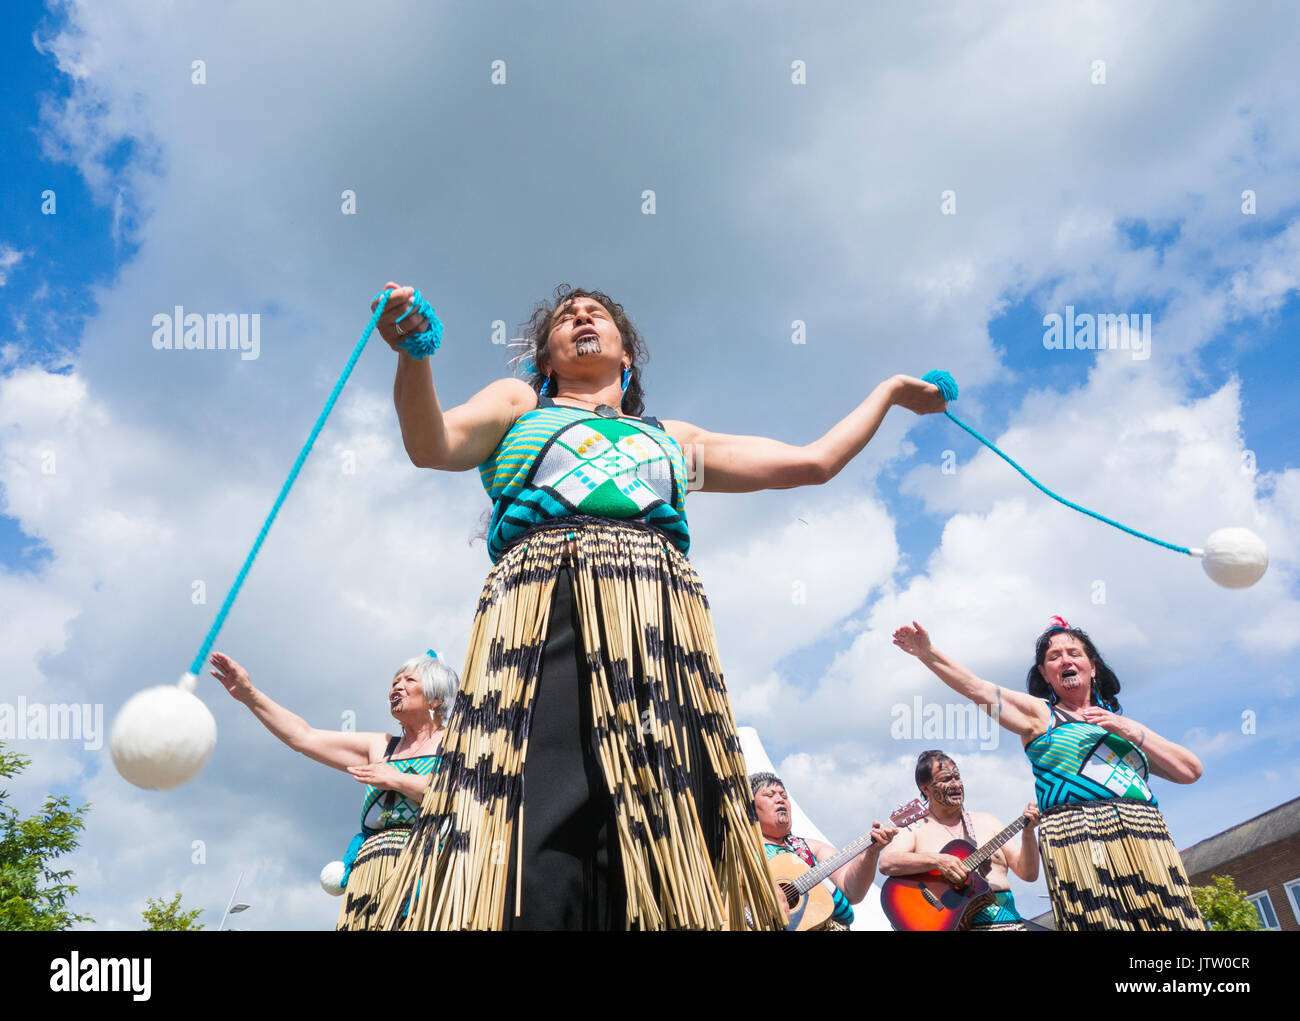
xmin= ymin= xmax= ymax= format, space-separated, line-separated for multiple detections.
xmin=783 ymin=834 xmax=817 ymax=869
xmin=960 ymin=810 xmax=992 ymax=877
xmin=960 ymin=809 xmax=976 ymax=844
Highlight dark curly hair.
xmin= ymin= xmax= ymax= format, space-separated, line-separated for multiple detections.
xmin=1025 ymin=624 xmax=1123 ymax=714
xmin=516 ymin=284 xmax=649 ymax=417
xmin=914 ymin=750 xmax=956 ymax=790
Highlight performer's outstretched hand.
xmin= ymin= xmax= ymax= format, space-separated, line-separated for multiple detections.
xmin=370 ymin=281 xmax=430 ymax=352
xmin=210 ymin=651 xmax=255 ymax=704
xmin=869 ymin=820 xmax=899 ymax=847
xmin=892 ymin=621 xmax=934 ymax=658
xmin=890 ymin=375 xmax=948 ymax=416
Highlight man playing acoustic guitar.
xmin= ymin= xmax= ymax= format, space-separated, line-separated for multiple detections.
xmin=751 ymin=772 xmax=897 ymax=931
xmin=879 ymin=750 xmax=1040 ymax=930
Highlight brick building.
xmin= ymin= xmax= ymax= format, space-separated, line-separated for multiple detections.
xmin=1181 ymin=796 xmax=1300 ymax=931
xmin=1028 ymin=796 xmax=1300 ymax=931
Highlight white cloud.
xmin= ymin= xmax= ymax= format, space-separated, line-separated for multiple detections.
xmin=0 ymin=245 xmax=25 ymax=286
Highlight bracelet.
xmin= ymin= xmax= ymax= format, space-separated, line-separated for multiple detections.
xmin=390 ymin=287 xmax=444 ymax=360
xmin=1136 ymin=727 xmax=1147 ymax=748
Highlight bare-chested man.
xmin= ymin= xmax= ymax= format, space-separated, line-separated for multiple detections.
xmin=879 ymin=750 xmax=1040 ymax=930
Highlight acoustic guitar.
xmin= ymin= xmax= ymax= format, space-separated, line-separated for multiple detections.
xmin=769 ymin=799 xmax=929 ymax=931
xmin=879 ymin=812 xmax=1030 ymax=931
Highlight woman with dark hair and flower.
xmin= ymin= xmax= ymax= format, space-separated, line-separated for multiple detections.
xmin=364 ymin=281 xmax=947 ymax=930
xmin=892 ymin=616 xmax=1204 ymax=930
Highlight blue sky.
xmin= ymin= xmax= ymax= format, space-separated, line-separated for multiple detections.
xmin=2 ymin=0 xmax=1298 ymax=930
xmin=0 ymin=5 xmax=114 ymax=368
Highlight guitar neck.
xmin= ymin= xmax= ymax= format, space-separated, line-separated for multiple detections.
xmin=961 ymin=815 xmax=1028 ymax=872
xmin=794 ymin=831 xmax=876 ymax=894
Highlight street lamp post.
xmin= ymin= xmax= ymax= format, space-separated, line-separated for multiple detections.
xmin=218 ymin=871 xmax=252 ymax=931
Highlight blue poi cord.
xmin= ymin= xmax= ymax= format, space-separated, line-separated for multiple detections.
xmin=920 ymin=370 xmax=1192 ymax=557
xmin=186 ymin=289 xmax=444 ymax=677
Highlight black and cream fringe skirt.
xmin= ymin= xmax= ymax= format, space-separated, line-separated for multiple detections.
xmin=1038 ymin=799 xmax=1205 ymax=931
xmin=374 ymin=521 xmax=784 ymax=931
xmin=336 ymin=828 xmax=410 ymax=931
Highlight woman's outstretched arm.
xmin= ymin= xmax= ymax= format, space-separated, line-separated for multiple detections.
xmin=662 ymin=375 xmax=945 ymax=494
xmin=210 ymin=652 xmax=386 ymax=772
xmin=892 ymin=622 xmax=1049 ymax=740
xmin=375 ymin=282 xmax=534 ymax=470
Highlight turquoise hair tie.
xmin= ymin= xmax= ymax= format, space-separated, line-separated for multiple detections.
xmin=426 ymin=649 xmax=438 ymax=659
xmin=920 ymin=369 xmax=1192 ymax=556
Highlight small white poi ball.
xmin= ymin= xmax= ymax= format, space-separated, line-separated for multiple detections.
xmin=110 ymin=672 xmax=217 ymax=790
xmin=1196 ymin=527 xmax=1269 ymax=589
xmin=321 ymin=861 xmax=346 ymax=896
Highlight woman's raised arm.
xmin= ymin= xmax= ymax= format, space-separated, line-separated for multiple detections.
xmin=892 ymin=622 xmax=1050 ymax=740
xmin=375 ymin=283 xmax=535 ymax=470
xmin=210 ymin=652 xmax=387 ymax=772
xmin=662 ymin=375 xmax=945 ymax=494
xmin=406 ymin=375 xmax=537 ymax=471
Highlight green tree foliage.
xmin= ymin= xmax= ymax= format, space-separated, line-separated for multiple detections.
xmin=142 ymin=891 xmax=204 ymax=931
xmin=1192 ymin=874 xmax=1265 ymax=931
xmin=0 ymin=743 xmax=92 ymax=930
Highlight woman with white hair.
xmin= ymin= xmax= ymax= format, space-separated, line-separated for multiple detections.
xmin=208 ymin=649 xmax=459 ymax=929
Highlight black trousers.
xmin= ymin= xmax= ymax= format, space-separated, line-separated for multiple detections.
xmin=503 ymin=566 xmax=626 ymax=929
xmin=500 ymin=563 xmax=726 ymax=930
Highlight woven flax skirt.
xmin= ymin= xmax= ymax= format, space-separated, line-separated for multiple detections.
xmin=374 ymin=522 xmax=783 ymax=930
xmin=1038 ymin=800 xmax=1204 ymax=931
xmin=337 ymin=828 xmax=410 ymax=931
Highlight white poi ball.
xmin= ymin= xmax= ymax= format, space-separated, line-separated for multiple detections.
xmin=110 ymin=673 xmax=217 ymax=790
xmin=321 ymin=861 xmax=346 ymax=896
xmin=1198 ymin=527 xmax=1269 ymax=589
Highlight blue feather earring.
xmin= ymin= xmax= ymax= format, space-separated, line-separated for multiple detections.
xmin=621 ymin=366 xmax=630 ymax=396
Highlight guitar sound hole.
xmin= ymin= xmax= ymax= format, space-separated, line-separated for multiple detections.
xmin=780 ymin=883 xmax=798 ymax=908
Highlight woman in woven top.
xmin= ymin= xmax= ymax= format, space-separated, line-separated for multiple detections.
xmin=892 ymin=616 xmax=1205 ymax=930
xmin=209 ymin=650 xmax=458 ymax=929
xmin=369 ymin=281 xmax=946 ymax=930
